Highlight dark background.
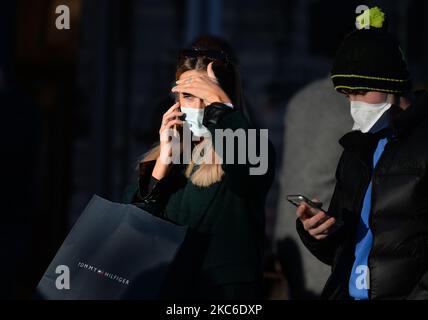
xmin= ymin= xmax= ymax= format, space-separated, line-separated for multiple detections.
xmin=1 ymin=0 xmax=427 ymax=299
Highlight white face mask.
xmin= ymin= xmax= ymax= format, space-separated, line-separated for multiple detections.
xmin=350 ymin=101 xmax=392 ymax=133
xmin=180 ymin=107 xmax=210 ymax=137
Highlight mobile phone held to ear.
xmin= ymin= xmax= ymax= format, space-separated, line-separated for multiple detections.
xmin=173 ymin=94 xmax=181 ymax=138
xmin=287 ymin=195 xmax=323 ymax=212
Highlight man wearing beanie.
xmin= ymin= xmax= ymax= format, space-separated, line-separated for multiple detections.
xmin=295 ymin=7 xmax=428 ymax=300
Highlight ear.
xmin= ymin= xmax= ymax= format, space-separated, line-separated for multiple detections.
xmin=207 ymin=62 xmax=217 ymax=80
xmin=386 ymin=93 xmax=399 ymax=105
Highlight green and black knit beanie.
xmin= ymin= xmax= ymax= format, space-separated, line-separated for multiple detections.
xmin=331 ymin=7 xmax=411 ymax=94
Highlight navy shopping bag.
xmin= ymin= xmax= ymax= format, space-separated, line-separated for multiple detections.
xmin=35 ymin=195 xmax=190 ymax=300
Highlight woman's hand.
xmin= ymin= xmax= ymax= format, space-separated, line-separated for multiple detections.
xmin=296 ymin=201 xmax=337 ymax=240
xmin=171 ymin=62 xmax=232 ymax=106
xmin=152 ymin=102 xmax=183 ymax=180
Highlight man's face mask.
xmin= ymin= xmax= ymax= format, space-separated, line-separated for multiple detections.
xmin=350 ymin=100 xmax=392 ymax=133
xmin=180 ymin=106 xmax=210 ymax=137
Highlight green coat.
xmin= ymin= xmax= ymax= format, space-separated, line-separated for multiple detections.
xmin=124 ymin=105 xmax=275 ymax=299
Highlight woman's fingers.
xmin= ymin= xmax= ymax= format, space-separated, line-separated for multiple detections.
xmin=176 ymin=75 xmax=216 ymax=85
xmin=172 ymin=82 xmax=219 ymax=101
xmin=173 ymin=74 xmax=230 ymax=105
xmin=174 ymin=76 xmax=218 ymax=94
xmin=162 ymin=111 xmax=183 ymax=124
xmin=172 ymin=84 xmax=206 ymax=101
xmin=172 ymin=82 xmax=203 ymax=92
xmin=159 ymin=119 xmax=183 ymax=140
xmin=163 ymin=102 xmax=180 ymax=119
xmin=162 ymin=118 xmax=183 ymax=130
xmin=207 ymin=62 xmax=217 ymax=81
xmin=175 ymin=77 xmax=193 ymax=85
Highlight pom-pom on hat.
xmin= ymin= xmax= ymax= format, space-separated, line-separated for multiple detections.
xmin=331 ymin=7 xmax=411 ymax=94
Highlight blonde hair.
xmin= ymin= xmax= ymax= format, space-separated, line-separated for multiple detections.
xmin=140 ymin=139 xmax=224 ymax=187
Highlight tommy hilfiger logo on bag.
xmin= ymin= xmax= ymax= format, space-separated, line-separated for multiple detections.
xmin=77 ymin=262 xmax=131 ymax=286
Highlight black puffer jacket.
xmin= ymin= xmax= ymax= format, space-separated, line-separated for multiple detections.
xmin=297 ymin=91 xmax=428 ymax=300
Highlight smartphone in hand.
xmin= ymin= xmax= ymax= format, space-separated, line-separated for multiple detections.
xmin=287 ymin=194 xmax=323 ymax=216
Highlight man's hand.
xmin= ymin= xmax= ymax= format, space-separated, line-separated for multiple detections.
xmin=296 ymin=202 xmax=337 ymax=240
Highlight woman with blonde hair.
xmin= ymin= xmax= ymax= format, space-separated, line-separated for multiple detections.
xmin=127 ymin=38 xmax=275 ymax=299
